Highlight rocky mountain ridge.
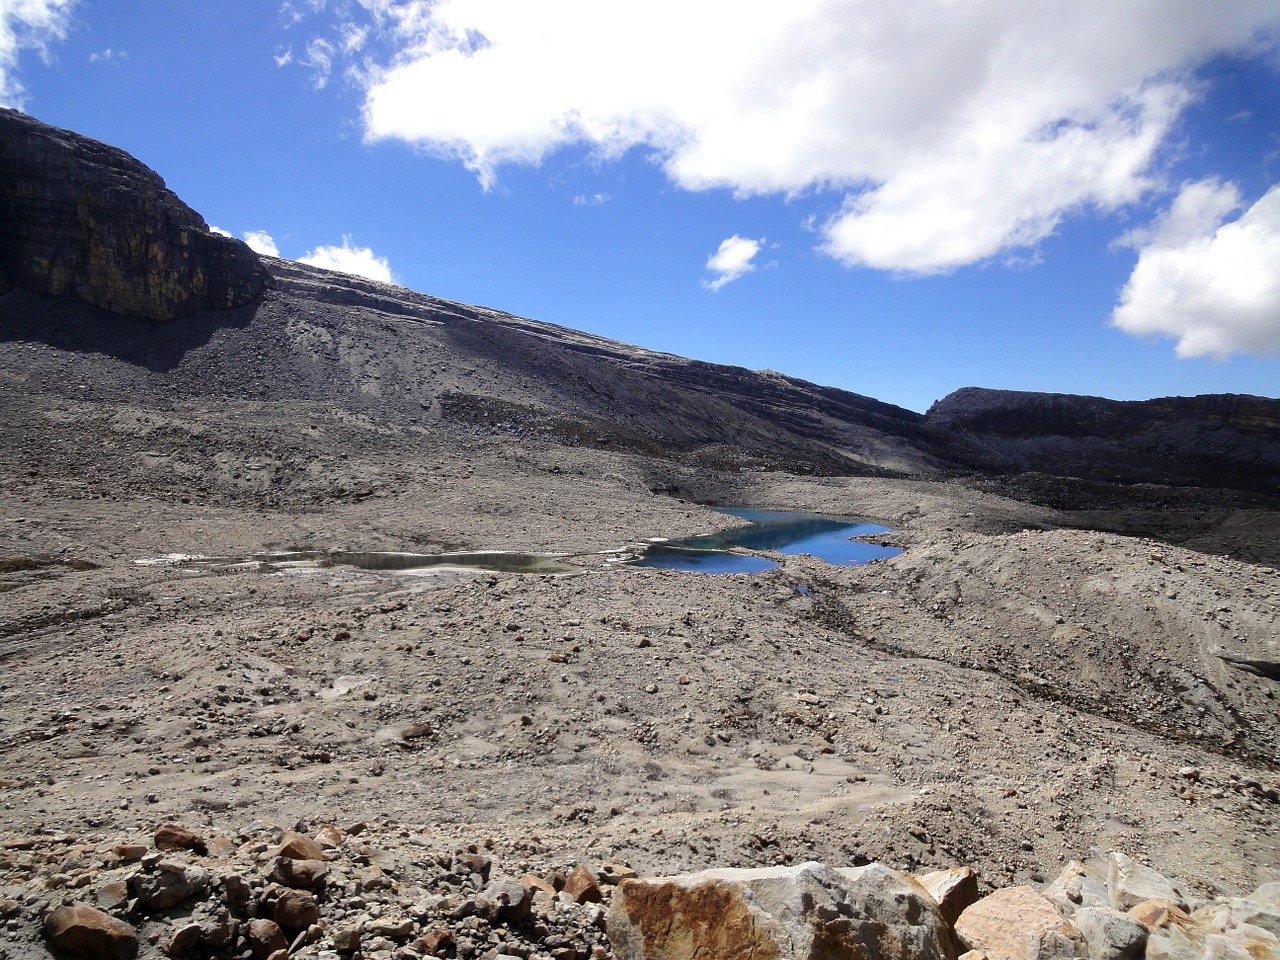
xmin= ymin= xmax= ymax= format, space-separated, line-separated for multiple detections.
xmin=2 ymin=110 xmax=1276 ymax=497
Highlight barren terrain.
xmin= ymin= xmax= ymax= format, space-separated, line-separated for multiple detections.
xmin=0 ymin=121 xmax=1277 ymax=953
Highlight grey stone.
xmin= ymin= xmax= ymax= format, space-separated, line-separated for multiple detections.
xmin=1074 ymin=907 xmax=1147 ymax=960
xmin=128 ymin=861 xmax=210 ymax=911
xmin=1109 ymin=853 xmax=1189 ymax=912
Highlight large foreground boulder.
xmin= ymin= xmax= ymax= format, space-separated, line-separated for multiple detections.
xmin=607 ymin=861 xmax=954 ymax=960
xmin=0 ymin=108 xmax=267 ymax=321
xmin=43 ymin=903 xmax=138 ymax=959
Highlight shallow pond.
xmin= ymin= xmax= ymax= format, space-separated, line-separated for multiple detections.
xmin=630 ymin=508 xmax=901 ymax=574
xmin=177 ymin=550 xmax=583 ymax=576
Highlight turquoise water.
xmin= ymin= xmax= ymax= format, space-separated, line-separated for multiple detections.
xmin=631 ymin=508 xmax=901 ymax=573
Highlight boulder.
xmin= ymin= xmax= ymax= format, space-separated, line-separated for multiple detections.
xmin=0 ymin=108 xmax=268 ymax=321
xmin=44 ymin=903 xmax=138 ymax=959
xmin=1121 ymin=898 xmax=1280 ymax=960
xmin=955 ymin=886 xmax=1083 ymax=960
xmin=154 ymin=823 xmax=207 ymax=855
xmin=608 ymin=861 xmax=953 ymax=960
xmin=164 ymin=922 xmax=202 ymax=955
xmin=1044 ymin=861 xmax=1111 ymax=914
xmin=273 ymin=889 xmax=321 ymax=930
xmin=277 ymin=830 xmax=328 ymax=861
xmin=601 ymin=863 xmax=640 ymax=885
xmin=1108 ymin=853 xmax=1190 ymax=912
xmin=479 ymin=877 xmax=533 ymax=924
xmin=128 ymin=860 xmax=210 ymax=910
xmin=563 ymin=865 xmax=604 ymax=904
xmin=1073 ymin=907 xmax=1148 ymax=960
xmin=917 ymin=867 xmax=980 ymax=925
xmin=269 ymin=855 xmax=329 ymax=890
xmin=246 ymin=919 xmax=288 ymax=960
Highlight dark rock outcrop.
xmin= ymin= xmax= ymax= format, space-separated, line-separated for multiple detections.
xmin=0 ymin=108 xmax=267 ymax=321
xmin=927 ymin=387 xmax=1280 ymax=494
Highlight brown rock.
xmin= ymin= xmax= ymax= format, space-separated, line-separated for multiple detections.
xmin=609 ymin=861 xmax=953 ymax=960
xmin=154 ymin=823 xmax=207 ymax=855
xmin=269 ymin=855 xmax=330 ymax=890
xmin=315 ymin=825 xmax=346 ymax=849
xmin=277 ymin=830 xmax=327 ymax=861
xmin=97 ymin=879 xmax=130 ymax=910
xmin=523 ymin=872 xmax=558 ymax=895
xmin=563 ymin=865 xmax=604 ymax=904
xmin=112 ymin=843 xmax=148 ymax=863
xmin=916 ymin=867 xmax=980 ymax=926
xmin=44 ymin=903 xmax=138 ymax=960
xmin=246 ymin=919 xmax=289 ymax=960
xmin=164 ymin=922 xmax=202 ymax=955
xmin=332 ymin=923 xmax=363 ymax=952
xmin=600 ymin=863 xmax=640 ymax=885
xmin=274 ymin=889 xmax=321 ymax=930
xmin=1128 ymin=899 xmax=1194 ymax=930
xmin=368 ymin=915 xmax=416 ymax=939
xmin=955 ymin=886 xmax=1082 ymax=960
xmin=418 ymin=927 xmax=456 ymax=957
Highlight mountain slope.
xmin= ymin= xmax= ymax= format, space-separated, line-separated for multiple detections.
xmin=1 ymin=109 xmax=1277 ymax=495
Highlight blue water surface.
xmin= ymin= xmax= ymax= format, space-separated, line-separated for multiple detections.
xmin=631 ymin=508 xmax=901 ymax=574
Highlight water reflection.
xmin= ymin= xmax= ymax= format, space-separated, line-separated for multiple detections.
xmin=180 ymin=550 xmax=583 ymax=575
xmin=631 ymin=508 xmax=901 ymax=573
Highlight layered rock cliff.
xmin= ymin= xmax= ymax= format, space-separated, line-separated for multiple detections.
xmin=0 ymin=108 xmax=266 ymax=321
xmin=927 ymin=388 xmax=1280 ymax=494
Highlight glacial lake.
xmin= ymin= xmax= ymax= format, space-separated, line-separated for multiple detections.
xmin=630 ymin=508 xmax=902 ymax=574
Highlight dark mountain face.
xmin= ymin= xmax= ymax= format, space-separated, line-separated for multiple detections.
xmin=1 ymin=111 xmax=1276 ymax=496
xmin=927 ymin=387 xmax=1280 ymax=494
xmin=0 ymin=108 xmax=267 ymax=321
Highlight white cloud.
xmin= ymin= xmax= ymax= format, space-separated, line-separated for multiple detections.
xmin=243 ymin=230 xmax=281 ymax=256
xmin=0 ymin=0 xmax=78 ymax=107
xmin=208 ymin=225 xmax=233 ymax=238
xmin=298 ymin=235 xmax=394 ymax=283
xmin=297 ymin=0 xmax=1280 ymax=274
xmin=703 ymin=234 xmax=763 ymax=292
xmin=88 ymin=47 xmax=125 ymax=64
xmin=572 ymin=192 xmax=610 ymax=207
xmin=303 ymin=36 xmax=335 ymax=88
xmin=1112 ymin=181 xmax=1280 ymax=358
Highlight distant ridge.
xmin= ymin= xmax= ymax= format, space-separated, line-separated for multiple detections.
xmin=1 ymin=110 xmax=1277 ymax=494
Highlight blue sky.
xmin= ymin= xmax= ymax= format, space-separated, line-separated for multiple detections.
xmin=3 ymin=0 xmax=1279 ymax=413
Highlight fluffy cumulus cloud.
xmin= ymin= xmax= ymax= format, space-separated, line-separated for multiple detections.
xmin=293 ymin=0 xmax=1280 ymax=276
xmin=298 ymin=235 xmax=394 ymax=283
xmin=1112 ymin=181 xmax=1280 ymax=358
xmin=0 ymin=0 xmax=78 ymax=107
xmin=703 ymin=235 xmax=763 ymax=292
xmin=242 ymin=230 xmax=280 ymax=257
